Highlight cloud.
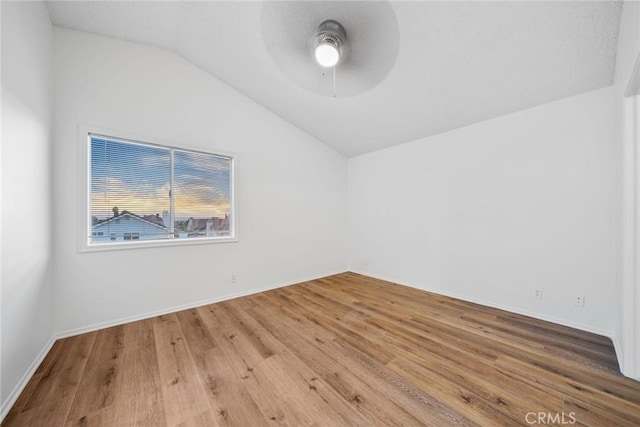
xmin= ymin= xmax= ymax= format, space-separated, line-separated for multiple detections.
xmin=91 ymin=139 xmax=231 ymax=219
xmin=91 ymin=177 xmax=169 ymax=217
xmin=91 ymin=177 xmax=230 ymax=219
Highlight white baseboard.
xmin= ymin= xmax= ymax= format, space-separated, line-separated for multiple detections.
xmin=350 ymin=270 xmax=613 ymax=338
xmin=612 ymin=330 xmax=640 ymax=381
xmin=55 ymin=269 xmax=348 ymax=339
xmin=1 ymin=335 xmax=57 ymax=422
xmin=1 ymin=269 xmax=347 ymax=422
xmin=611 ymin=331 xmax=624 ymax=373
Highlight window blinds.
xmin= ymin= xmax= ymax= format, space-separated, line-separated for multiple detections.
xmin=89 ymin=134 xmax=233 ymax=244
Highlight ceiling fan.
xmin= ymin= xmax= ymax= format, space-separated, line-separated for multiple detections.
xmin=261 ymin=1 xmax=400 ymax=98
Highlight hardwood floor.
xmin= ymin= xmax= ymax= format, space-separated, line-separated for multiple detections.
xmin=4 ymin=272 xmax=640 ymax=426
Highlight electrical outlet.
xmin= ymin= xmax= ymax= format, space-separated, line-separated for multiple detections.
xmin=534 ymin=289 xmax=543 ymax=299
xmin=231 ymin=274 xmax=237 ymax=284
xmin=575 ymin=295 xmax=585 ymax=307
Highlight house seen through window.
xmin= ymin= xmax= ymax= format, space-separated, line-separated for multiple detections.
xmin=89 ymin=134 xmax=234 ymax=245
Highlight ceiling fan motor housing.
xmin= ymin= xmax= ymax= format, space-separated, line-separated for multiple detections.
xmin=314 ymin=20 xmax=347 ymax=66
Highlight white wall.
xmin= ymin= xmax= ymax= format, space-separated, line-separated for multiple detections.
xmin=616 ymin=0 xmax=640 ymax=378
xmin=615 ymin=2 xmax=640 ymax=91
xmin=348 ymin=86 xmax=619 ymax=336
xmin=1 ymin=0 xmax=54 ymax=416
xmin=52 ymin=28 xmax=347 ymax=334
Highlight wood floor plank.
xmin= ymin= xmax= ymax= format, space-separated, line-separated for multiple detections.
xmin=5 ymin=399 xmax=78 ymax=427
xmin=4 ymin=272 xmax=640 ymax=426
xmin=328 ymin=337 xmax=478 ymax=426
xmin=3 ymin=333 xmax=97 ymax=427
xmin=190 ymin=306 xmax=272 ymax=427
xmin=387 ymin=357 xmax=520 ymax=426
xmin=563 ymin=397 xmax=636 ymax=427
xmin=494 ymin=355 xmax=640 ymax=424
xmin=323 ymin=275 xmax=630 ymax=397
xmin=245 ymin=304 xmax=451 ymax=426
xmin=9 ymin=340 xmax=66 ymax=416
xmin=203 ymin=335 xmax=307 ymax=426
xmin=22 ymin=333 xmax=96 ymax=412
xmin=65 ymin=326 xmax=125 ymax=424
xmin=247 ymin=300 xmax=478 ymax=426
xmin=269 ymin=287 xmax=396 ymax=363
xmin=113 ymin=318 xmax=167 ymax=427
xmin=259 ymin=350 xmax=372 ymax=426
xmin=153 ymin=314 xmax=211 ymax=426
xmin=377 ymin=329 xmax=566 ymax=413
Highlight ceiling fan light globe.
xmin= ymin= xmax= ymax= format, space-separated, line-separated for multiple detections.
xmin=315 ymin=43 xmax=340 ymax=68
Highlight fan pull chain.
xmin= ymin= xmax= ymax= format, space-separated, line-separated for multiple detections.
xmin=333 ymin=66 xmax=336 ymax=98
xmin=320 ymin=66 xmax=337 ymax=97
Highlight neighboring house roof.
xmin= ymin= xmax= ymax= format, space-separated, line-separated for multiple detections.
xmin=186 ymin=216 xmax=230 ymax=232
xmin=92 ymin=210 xmax=168 ymax=230
xmin=186 ymin=218 xmax=210 ymax=231
xmin=142 ymin=214 xmax=164 ymax=227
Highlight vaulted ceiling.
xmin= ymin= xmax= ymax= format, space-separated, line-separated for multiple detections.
xmin=46 ymin=1 xmax=622 ymax=157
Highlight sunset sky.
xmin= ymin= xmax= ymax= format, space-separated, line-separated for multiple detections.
xmin=90 ymin=136 xmax=231 ymax=221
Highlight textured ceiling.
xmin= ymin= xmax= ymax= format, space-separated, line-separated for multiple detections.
xmin=46 ymin=1 xmax=622 ymax=157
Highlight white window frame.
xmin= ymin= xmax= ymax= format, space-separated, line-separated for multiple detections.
xmin=78 ymin=125 xmax=238 ymax=252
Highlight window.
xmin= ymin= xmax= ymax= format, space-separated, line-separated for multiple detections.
xmin=87 ymin=133 xmax=235 ymax=248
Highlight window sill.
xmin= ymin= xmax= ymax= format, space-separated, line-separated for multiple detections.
xmin=79 ymin=236 xmax=238 ymax=252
